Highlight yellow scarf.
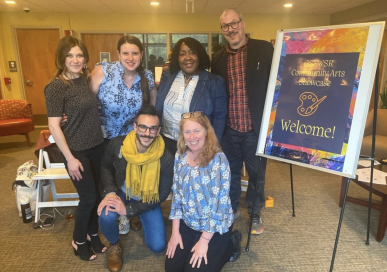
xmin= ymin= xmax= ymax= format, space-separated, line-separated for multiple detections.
xmin=121 ymin=130 xmax=164 ymax=203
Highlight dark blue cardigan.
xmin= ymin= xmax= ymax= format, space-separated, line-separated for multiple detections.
xmin=155 ymin=69 xmax=227 ymax=142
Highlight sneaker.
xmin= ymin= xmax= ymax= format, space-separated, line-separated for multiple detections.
xmin=249 ymin=214 xmax=263 ymax=235
xmin=233 ymin=210 xmax=240 ymax=219
xmin=118 ymin=215 xmax=130 ymax=235
xmin=229 ymin=230 xmax=242 ymax=262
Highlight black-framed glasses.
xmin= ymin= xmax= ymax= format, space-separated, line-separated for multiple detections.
xmin=136 ymin=123 xmax=159 ymax=133
xmin=220 ymin=20 xmax=242 ymax=31
xmin=181 ymin=111 xmax=204 ymax=119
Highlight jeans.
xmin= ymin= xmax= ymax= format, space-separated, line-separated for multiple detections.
xmin=221 ymin=126 xmax=267 ymax=214
xmin=99 ymin=189 xmax=166 ymax=253
xmin=63 ymin=143 xmax=104 ymax=243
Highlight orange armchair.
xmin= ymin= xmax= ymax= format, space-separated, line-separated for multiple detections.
xmin=0 ymin=99 xmax=35 ymax=146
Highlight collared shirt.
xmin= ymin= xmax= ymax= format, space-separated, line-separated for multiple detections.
xmin=97 ymin=61 xmax=155 ymax=139
xmin=226 ymin=38 xmax=253 ymax=132
xmin=162 ymin=70 xmax=199 ymax=141
xmin=169 ymin=152 xmax=234 ymax=234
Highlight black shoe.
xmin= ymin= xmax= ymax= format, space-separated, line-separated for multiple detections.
xmin=229 ymin=230 xmax=242 ymax=262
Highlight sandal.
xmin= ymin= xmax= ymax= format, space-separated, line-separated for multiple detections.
xmin=72 ymin=241 xmax=96 ymax=261
xmin=87 ymin=234 xmax=107 ymax=253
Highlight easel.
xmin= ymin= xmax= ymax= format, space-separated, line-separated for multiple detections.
xmin=245 ymin=63 xmax=381 ymax=272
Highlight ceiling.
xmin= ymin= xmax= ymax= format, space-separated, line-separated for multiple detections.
xmin=0 ymin=0 xmax=378 ymax=15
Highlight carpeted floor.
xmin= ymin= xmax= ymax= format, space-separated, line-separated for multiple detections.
xmin=1 ymin=129 xmax=387 ymax=271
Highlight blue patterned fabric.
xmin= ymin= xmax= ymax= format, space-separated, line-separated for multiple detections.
xmin=97 ymin=61 xmax=154 ymax=139
xmin=169 ymin=152 xmax=234 ymax=234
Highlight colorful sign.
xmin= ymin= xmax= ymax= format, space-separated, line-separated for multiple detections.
xmin=257 ymin=23 xmax=385 ymax=177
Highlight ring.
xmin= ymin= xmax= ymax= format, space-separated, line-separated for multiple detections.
xmin=199 ymin=257 xmax=202 ymax=260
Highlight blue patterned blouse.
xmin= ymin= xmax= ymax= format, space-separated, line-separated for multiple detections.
xmin=97 ymin=61 xmax=155 ymax=139
xmin=169 ymin=152 xmax=234 ymax=234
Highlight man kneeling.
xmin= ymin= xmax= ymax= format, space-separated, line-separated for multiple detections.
xmin=98 ymin=105 xmax=174 ymax=272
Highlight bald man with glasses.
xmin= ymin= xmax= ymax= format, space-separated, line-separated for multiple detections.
xmin=211 ymin=8 xmax=274 ymax=236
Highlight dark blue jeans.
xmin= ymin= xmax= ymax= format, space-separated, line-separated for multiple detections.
xmin=98 ymin=189 xmax=166 ymax=253
xmin=221 ymin=126 xmax=267 ymax=215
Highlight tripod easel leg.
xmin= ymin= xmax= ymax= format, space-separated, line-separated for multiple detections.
xmin=330 ymin=177 xmax=351 ymax=272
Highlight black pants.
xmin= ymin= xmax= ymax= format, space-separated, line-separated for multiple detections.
xmin=221 ymin=126 xmax=267 ymax=214
xmin=165 ymin=220 xmax=234 ymax=272
xmin=63 ymin=143 xmax=104 ymax=243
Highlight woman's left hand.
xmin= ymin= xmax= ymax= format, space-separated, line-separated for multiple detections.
xmin=189 ymin=238 xmax=208 ymax=268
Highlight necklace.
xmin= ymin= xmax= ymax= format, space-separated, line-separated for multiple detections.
xmin=189 ymin=151 xmax=199 ymax=162
xmin=184 ymin=75 xmax=193 ymax=89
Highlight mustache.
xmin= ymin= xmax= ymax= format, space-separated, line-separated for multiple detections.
xmin=227 ymin=31 xmax=236 ymax=36
xmin=140 ymin=135 xmax=154 ymax=139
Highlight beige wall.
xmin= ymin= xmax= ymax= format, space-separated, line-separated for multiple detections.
xmin=330 ymin=0 xmax=387 ymax=25
xmin=330 ymin=0 xmax=387 ymax=106
xmin=0 ymin=12 xmax=329 ymax=100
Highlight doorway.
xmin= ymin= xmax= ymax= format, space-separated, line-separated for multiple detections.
xmin=82 ymin=33 xmax=123 ymax=70
xmin=16 ymin=28 xmax=60 ymax=126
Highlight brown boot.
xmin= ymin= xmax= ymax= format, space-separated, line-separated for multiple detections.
xmin=107 ymin=240 xmax=123 ymax=272
xmin=129 ymin=216 xmax=142 ymax=231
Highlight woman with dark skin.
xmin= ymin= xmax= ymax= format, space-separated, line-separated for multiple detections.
xmin=155 ymin=37 xmax=227 ymax=155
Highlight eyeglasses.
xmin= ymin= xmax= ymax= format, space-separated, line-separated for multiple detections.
xmin=181 ymin=111 xmax=204 ymax=119
xmin=136 ymin=123 xmax=159 ymax=134
xmin=220 ymin=20 xmax=242 ymax=31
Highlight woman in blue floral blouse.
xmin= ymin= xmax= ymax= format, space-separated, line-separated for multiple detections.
xmin=89 ymin=35 xmax=157 ymax=141
xmin=165 ymin=112 xmax=241 ymax=272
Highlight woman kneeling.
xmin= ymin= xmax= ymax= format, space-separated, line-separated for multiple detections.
xmin=165 ymin=112 xmax=241 ymax=272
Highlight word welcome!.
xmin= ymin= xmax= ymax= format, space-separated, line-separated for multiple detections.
xmin=281 ymin=119 xmax=336 ymax=139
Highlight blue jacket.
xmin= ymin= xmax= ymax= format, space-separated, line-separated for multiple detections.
xmin=155 ymin=69 xmax=227 ymax=142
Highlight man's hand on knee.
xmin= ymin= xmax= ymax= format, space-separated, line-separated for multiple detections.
xmin=97 ymin=193 xmax=119 ymax=216
xmin=106 ymin=197 xmax=127 ymax=216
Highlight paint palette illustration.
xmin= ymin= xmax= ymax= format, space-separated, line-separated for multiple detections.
xmin=297 ymin=92 xmax=327 ymax=116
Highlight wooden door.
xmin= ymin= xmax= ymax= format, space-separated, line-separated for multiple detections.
xmin=16 ymin=29 xmax=60 ymax=126
xmin=82 ymin=34 xmax=123 ymax=70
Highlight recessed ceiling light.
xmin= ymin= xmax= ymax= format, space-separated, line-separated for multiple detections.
xmin=284 ymin=3 xmax=293 ymax=8
xmin=5 ymin=1 xmax=16 ymax=4
xmin=150 ymin=2 xmax=159 ymax=6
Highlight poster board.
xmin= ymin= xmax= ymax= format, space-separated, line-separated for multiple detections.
xmin=257 ymin=22 xmax=385 ymax=178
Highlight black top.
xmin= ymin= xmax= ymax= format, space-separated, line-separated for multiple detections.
xmin=44 ymin=77 xmax=103 ymax=151
xmin=100 ymin=136 xmax=174 ymax=217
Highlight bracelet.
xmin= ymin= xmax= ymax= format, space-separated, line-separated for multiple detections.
xmin=201 ymin=235 xmax=210 ymax=241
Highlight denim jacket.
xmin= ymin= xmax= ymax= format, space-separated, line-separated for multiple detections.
xmin=155 ymin=69 xmax=227 ymax=142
